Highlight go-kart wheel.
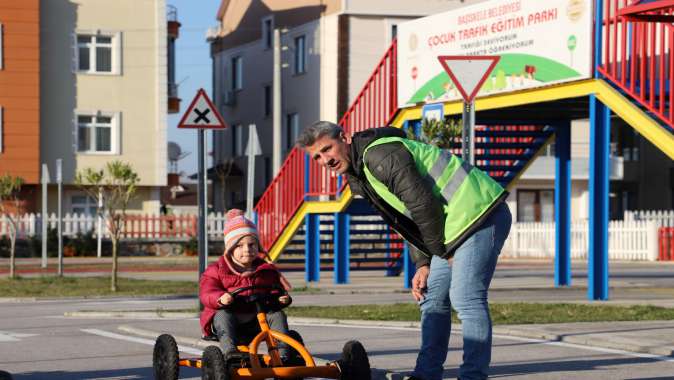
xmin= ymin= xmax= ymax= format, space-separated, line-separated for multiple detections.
xmin=202 ymin=346 xmax=228 ymax=380
xmin=0 ymin=370 xmax=13 ymax=380
xmin=153 ymin=334 xmax=179 ymax=380
xmin=338 ymin=340 xmax=371 ymax=380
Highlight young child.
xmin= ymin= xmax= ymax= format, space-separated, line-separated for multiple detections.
xmin=199 ymin=209 xmax=292 ymax=360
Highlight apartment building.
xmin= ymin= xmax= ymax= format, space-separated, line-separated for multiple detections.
xmin=0 ymin=0 xmax=179 ymax=214
xmin=0 ymin=0 xmax=41 ymax=212
xmin=209 ymin=0 xmax=489 ymax=211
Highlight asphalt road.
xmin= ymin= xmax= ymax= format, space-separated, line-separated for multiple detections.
xmin=1 ymin=296 xmax=673 ymax=379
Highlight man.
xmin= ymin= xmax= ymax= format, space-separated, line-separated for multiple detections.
xmin=296 ymin=121 xmax=512 ymax=380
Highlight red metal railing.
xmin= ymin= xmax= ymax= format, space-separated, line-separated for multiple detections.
xmin=659 ymin=227 xmax=674 ymax=260
xmin=254 ymin=40 xmax=399 ymax=251
xmin=598 ymin=0 xmax=674 ymax=131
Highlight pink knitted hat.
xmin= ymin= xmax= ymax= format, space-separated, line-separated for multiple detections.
xmin=223 ymin=209 xmax=259 ymax=255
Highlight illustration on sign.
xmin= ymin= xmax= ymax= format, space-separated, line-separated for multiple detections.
xmin=397 ymin=0 xmax=592 ymax=107
xmin=178 ymin=88 xmax=227 ymax=129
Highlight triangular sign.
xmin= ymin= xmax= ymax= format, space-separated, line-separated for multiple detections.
xmin=178 ymin=88 xmax=228 ymax=129
xmin=246 ymin=124 xmax=262 ymax=156
xmin=437 ymin=56 xmax=500 ymax=103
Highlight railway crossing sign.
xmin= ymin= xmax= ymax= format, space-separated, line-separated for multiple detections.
xmin=178 ymin=88 xmax=227 ymax=129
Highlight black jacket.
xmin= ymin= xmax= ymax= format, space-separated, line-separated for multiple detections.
xmin=345 ymin=127 xmax=506 ymax=268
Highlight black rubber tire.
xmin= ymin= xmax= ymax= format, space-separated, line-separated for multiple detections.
xmin=338 ymin=340 xmax=371 ymax=380
xmin=153 ymin=334 xmax=179 ymax=380
xmin=202 ymin=346 xmax=228 ymax=380
xmin=0 ymin=370 xmax=13 ymax=380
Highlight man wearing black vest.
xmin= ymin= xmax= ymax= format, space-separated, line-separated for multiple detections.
xmin=297 ymin=121 xmax=512 ymax=380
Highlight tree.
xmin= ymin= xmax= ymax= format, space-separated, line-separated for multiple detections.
xmin=406 ymin=117 xmax=462 ymax=149
xmin=75 ymin=161 xmax=139 ymax=291
xmin=0 ymin=174 xmax=25 ymax=279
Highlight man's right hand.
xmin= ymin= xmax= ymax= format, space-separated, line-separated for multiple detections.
xmin=411 ymin=265 xmax=430 ymax=301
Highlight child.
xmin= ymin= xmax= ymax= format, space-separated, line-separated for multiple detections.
xmin=199 ymin=209 xmax=292 ymax=360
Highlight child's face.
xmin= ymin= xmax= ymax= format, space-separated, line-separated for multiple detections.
xmin=231 ymin=235 xmax=258 ymax=268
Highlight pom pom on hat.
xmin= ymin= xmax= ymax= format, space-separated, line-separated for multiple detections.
xmin=223 ymin=209 xmax=259 ymax=254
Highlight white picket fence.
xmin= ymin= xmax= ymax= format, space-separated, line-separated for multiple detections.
xmin=624 ymin=210 xmax=674 ymax=227
xmin=0 ymin=213 xmax=230 ymax=240
xmin=502 ymin=220 xmax=659 ymax=261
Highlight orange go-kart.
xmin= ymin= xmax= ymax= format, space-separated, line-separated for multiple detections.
xmin=152 ymin=285 xmax=371 ymax=380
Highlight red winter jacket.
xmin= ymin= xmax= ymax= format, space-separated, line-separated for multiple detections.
xmin=199 ymin=255 xmax=287 ymax=337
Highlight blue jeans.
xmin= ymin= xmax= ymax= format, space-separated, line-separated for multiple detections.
xmin=412 ymin=202 xmax=511 ymax=380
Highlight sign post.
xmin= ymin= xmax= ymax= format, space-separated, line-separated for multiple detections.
xmin=437 ymin=56 xmax=499 ymax=165
xmin=40 ymin=164 xmax=49 ymax=269
xmin=56 ymin=159 xmax=63 ymax=277
xmin=178 ymin=88 xmax=227 ymax=282
xmin=245 ymin=124 xmax=263 ymax=219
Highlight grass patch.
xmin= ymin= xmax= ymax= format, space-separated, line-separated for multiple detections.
xmin=0 ymin=276 xmax=197 ymax=298
xmin=0 ymin=276 xmax=326 ymax=298
xmin=284 ymin=303 xmax=674 ymax=325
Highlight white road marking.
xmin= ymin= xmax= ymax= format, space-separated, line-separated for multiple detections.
xmin=0 ymin=331 xmax=38 ymax=342
xmin=81 ymin=328 xmax=202 ymax=355
xmin=292 ymin=322 xmax=674 ymax=363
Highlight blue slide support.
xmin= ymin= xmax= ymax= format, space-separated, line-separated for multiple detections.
xmin=588 ymin=95 xmax=611 ymax=300
xmin=555 ymin=121 xmax=572 ymax=287
xmin=304 ymin=214 xmax=321 ymax=283
xmin=403 ymin=243 xmax=415 ymax=289
xmin=333 ymin=212 xmax=350 ymax=284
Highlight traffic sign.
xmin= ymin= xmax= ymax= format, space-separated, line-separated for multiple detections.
xmin=177 ymin=88 xmax=227 ymax=129
xmin=436 ymin=56 xmax=499 ymax=103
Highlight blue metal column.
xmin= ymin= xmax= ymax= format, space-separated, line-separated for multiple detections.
xmin=333 ymin=212 xmax=350 ymax=284
xmin=588 ymin=95 xmax=610 ymax=300
xmin=555 ymin=121 xmax=572 ymax=286
xmin=304 ymin=153 xmax=320 ymax=282
xmin=304 ymin=214 xmax=320 ymax=283
xmin=402 ymin=243 xmax=416 ymax=289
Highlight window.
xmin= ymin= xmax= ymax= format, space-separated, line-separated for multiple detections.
xmin=262 ymin=16 xmax=274 ymax=49
xmin=517 ymin=189 xmax=554 ymax=222
xmin=77 ymin=34 xmax=117 ymax=74
xmin=0 ymin=23 xmax=4 ymax=70
xmin=77 ymin=114 xmax=117 ymax=154
xmin=71 ymin=195 xmax=98 ymax=216
xmin=263 ymin=85 xmax=271 ymax=118
xmin=286 ymin=113 xmax=299 ymax=150
xmin=294 ymin=35 xmax=306 ymax=74
xmin=231 ymin=56 xmax=243 ymax=90
xmin=232 ymin=124 xmax=243 ymax=156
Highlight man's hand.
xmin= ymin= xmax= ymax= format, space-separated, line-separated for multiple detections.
xmin=411 ymin=265 xmax=430 ymax=301
xmin=278 ymin=295 xmax=291 ymax=305
xmin=218 ymin=292 xmax=233 ymax=306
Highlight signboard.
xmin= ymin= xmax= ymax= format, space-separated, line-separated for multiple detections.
xmin=397 ymin=0 xmax=593 ymax=107
xmin=437 ymin=56 xmax=499 ymax=102
xmin=178 ymin=88 xmax=227 ymax=129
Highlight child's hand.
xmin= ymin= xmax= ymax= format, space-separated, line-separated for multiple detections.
xmin=219 ymin=292 xmax=233 ymax=306
xmin=278 ymin=295 xmax=291 ymax=305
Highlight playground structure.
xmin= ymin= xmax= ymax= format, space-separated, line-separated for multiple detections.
xmin=252 ymin=0 xmax=674 ymax=301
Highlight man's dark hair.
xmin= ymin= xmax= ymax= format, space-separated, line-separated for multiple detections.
xmin=295 ymin=121 xmax=344 ymax=148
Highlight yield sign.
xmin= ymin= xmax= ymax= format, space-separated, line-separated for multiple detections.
xmin=437 ymin=56 xmax=500 ymax=103
xmin=178 ymin=88 xmax=227 ymax=129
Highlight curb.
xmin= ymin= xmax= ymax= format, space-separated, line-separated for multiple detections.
xmin=67 ymin=310 xmax=674 ymax=359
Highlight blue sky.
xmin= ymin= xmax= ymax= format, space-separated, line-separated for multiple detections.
xmin=167 ymin=0 xmax=221 ymax=175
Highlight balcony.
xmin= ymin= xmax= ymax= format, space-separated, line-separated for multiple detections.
xmin=168 ymin=83 xmax=181 ymax=114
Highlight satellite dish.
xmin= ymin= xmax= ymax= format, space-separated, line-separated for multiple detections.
xmin=168 ymin=142 xmax=182 ymax=161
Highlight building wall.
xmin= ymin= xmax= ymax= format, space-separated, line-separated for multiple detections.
xmin=0 ymin=0 xmax=41 ymax=184
xmin=40 ymin=0 xmax=166 ymax=191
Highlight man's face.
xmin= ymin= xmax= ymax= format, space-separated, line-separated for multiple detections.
xmin=305 ymin=133 xmax=352 ymax=175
